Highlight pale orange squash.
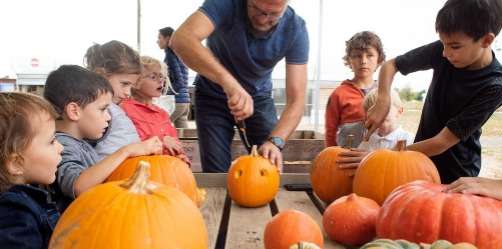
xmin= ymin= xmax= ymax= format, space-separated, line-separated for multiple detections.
xmin=227 ymin=145 xmax=280 ymax=207
xmin=353 ymin=140 xmax=440 ymax=204
xmin=107 ymin=155 xmax=205 ymax=207
xmin=49 ymin=161 xmax=208 ymax=249
xmin=264 ymin=210 xmax=324 ymax=249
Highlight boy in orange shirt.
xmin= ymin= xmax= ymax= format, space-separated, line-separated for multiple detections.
xmin=325 ymin=31 xmax=386 ymax=148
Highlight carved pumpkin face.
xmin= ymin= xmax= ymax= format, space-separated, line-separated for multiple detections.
xmin=227 ymin=146 xmax=280 ymax=207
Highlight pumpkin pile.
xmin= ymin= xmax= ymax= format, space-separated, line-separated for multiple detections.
xmin=227 ymin=145 xmax=280 ymax=207
xmin=107 ymin=155 xmax=206 ymax=207
xmin=323 ymin=193 xmax=380 ymax=246
xmin=353 ymin=140 xmax=441 ymax=204
xmin=50 ymin=161 xmax=208 ymax=249
xmin=377 ymin=181 xmax=502 ymax=249
xmin=264 ymin=210 xmax=324 ymax=249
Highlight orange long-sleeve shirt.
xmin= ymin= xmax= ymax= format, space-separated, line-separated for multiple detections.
xmin=325 ymin=80 xmax=368 ymax=147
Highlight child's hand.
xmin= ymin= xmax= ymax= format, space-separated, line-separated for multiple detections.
xmin=176 ymin=153 xmax=192 ymax=167
xmin=126 ymin=136 xmax=163 ymax=157
xmin=365 ymin=97 xmax=391 ymax=140
xmin=336 ymin=148 xmax=369 ymax=169
xmin=445 ymin=177 xmax=502 ymax=200
xmin=163 ymin=136 xmax=183 ymax=155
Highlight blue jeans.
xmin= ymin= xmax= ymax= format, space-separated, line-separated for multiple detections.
xmin=195 ymin=92 xmax=278 ymax=172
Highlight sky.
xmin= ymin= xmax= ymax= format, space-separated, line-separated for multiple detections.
xmin=1 ymin=0 xmax=501 ymax=90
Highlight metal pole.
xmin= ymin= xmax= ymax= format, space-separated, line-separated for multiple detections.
xmin=137 ymin=0 xmax=141 ymax=52
xmin=313 ymin=0 xmax=324 ymax=132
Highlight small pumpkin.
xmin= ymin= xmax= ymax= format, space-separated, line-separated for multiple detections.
xmin=227 ymin=145 xmax=280 ymax=207
xmin=429 ymin=240 xmax=453 ymax=249
xmin=353 ymin=140 xmax=440 ymax=204
xmin=289 ymin=242 xmax=321 ymax=249
xmin=50 ymin=161 xmax=208 ymax=249
xmin=323 ymin=193 xmax=380 ymax=246
xmin=360 ymin=239 xmax=419 ymax=249
xmin=107 ymin=155 xmax=205 ymax=207
xmin=449 ymin=243 xmax=477 ymax=249
xmin=377 ymin=181 xmax=502 ymax=249
xmin=264 ymin=210 xmax=324 ymax=249
xmin=310 ymin=143 xmax=355 ymax=204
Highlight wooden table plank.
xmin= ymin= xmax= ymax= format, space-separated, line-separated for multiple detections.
xmin=200 ymin=188 xmax=227 ymax=249
xmin=195 ymin=173 xmax=310 ymax=188
xmin=275 ymin=190 xmax=348 ymax=249
xmin=226 ymin=202 xmax=272 ymax=249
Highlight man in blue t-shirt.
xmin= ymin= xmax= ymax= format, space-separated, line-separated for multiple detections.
xmin=171 ymin=0 xmax=309 ymax=172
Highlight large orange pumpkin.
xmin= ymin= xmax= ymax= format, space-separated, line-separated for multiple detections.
xmin=264 ymin=210 xmax=324 ymax=249
xmin=377 ymin=181 xmax=502 ymax=249
xmin=353 ymin=141 xmax=440 ymax=204
xmin=227 ymin=145 xmax=280 ymax=207
xmin=310 ymin=146 xmax=355 ymax=204
xmin=49 ymin=161 xmax=208 ymax=249
xmin=107 ymin=155 xmax=205 ymax=207
xmin=323 ymin=193 xmax=380 ymax=246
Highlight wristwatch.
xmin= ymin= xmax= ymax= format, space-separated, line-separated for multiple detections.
xmin=268 ymin=136 xmax=285 ymax=151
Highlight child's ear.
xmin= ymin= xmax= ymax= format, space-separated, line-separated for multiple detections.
xmin=481 ymin=33 xmax=495 ymax=48
xmin=64 ymin=102 xmax=81 ymax=121
xmin=5 ymin=154 xmax=24 ymax=176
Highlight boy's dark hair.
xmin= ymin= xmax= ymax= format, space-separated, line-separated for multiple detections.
xmin=43 ymin=65 xmax=113 ymax=118
xmin=343 ymin=31 xmax=386 ymax=67
xmin=159 ymin=27 xmax=174 ymax=38
xmin=436 ymin=0 xmax=502 ymax=40
xmin=0 ymin=92 xmax=58 ymax=192
xmin=84 ymin=40 xmax=141 ymax=75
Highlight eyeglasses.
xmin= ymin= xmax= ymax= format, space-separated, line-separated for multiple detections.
xmin=247 ymin=1 xmax=284 ymax=21
xmin=143 ymin=73 xmax=166 ymax=82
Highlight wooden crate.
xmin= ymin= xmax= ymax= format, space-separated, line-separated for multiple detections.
xmin=195 ymin=173 xmax=347 ymax=249
xmin=180 ymin=129 xmax=325 ymax=173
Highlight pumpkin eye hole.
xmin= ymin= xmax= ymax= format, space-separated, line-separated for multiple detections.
xmin=260 ymin=169 xmax=267 ymax=177
xmin=234 ymin=169 xmax=243 ymax=179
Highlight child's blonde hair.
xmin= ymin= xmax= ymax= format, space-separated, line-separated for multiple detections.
xmin=363 ymin=89 xmax=403 ymax=112
xmin=0 ymin=92 xmax=58 ymax=192
xmin=137 ymin=56 xmax=173 ymax=93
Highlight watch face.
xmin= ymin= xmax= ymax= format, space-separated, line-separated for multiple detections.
xmin=270 ymin=137 xmax=285 ymax=149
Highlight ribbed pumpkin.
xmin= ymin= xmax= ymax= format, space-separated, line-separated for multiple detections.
xmin=107 ymin=155 xmax=205 ymax=207
xmin=377 ymin=181 xmax=502 ymax=249
xmin=264 ymin=210 xmax=324 ymax=249
xmin=353 ymin=140 xmax=440 ymax=204
xmin=310 ymin=146 xmax=355 ymax=204
xmin=359 ymin=239 xmax=419 ymax=249
xmin=323 ymin=193 xmax=380 ymax=246
xmin=227 ymin=145 xmax=280 ymax=207
xmin=49 ymin=161 xmax=208 ymax=249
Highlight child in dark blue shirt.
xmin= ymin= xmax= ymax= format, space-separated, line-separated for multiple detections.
xmin=0 ymin=92 xmax=63 ymax=249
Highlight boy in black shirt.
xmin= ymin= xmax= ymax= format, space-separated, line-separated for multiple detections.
xmin=365 ymin=0 xmax=502 ymax=183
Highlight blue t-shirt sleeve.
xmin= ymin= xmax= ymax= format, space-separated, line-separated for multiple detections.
xmin=285 ymin=20 xmax=309 ymax=65
xmin=199 ymin=0 xmax=235 ymax=29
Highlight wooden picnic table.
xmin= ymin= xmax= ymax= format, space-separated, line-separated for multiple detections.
xmin=194 ymin=173 xmax=348 ymax=249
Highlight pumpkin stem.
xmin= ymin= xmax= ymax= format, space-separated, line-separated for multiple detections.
xmin=251 ymin=145 xmax=259 ymax=157
xmin=120 ymin=160 xmax=153 ymax=194
xmin=289 ymin=242 xmax=321 ymax=249
xmin=343 ymin=134 xmax=355 ymax=149
xmin=395 ymin=140 xmax=407 ymax=151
